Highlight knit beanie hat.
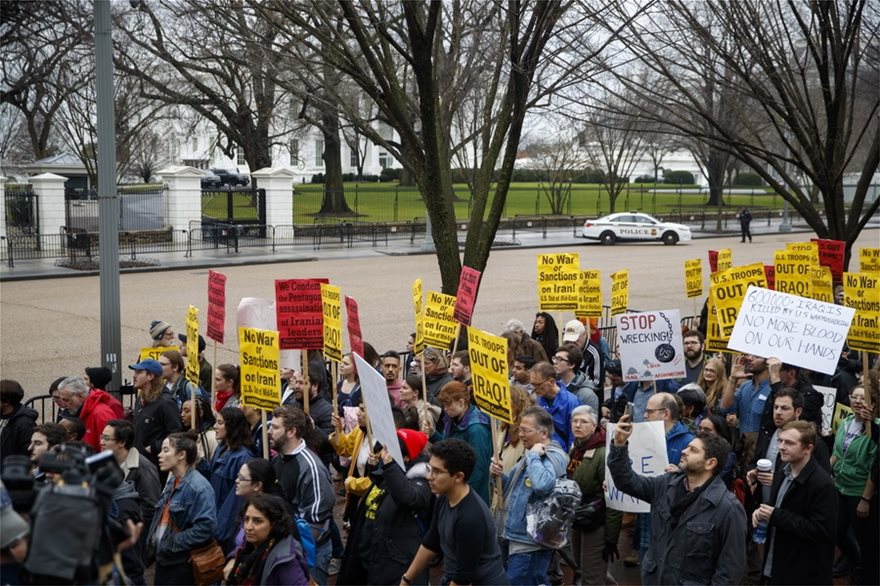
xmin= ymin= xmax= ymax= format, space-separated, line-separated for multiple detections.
xmin=85 ymin=366 xmax=113 ymax=390
xmin=150 ymin=320 xmax=172 ymax=340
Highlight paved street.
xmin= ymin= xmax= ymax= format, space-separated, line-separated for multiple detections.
xmin=2 ymin=227 xmax=877 ymax=397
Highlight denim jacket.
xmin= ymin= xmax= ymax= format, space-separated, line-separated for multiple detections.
xmin=500 ymin=442 xmax=569 ymax=545
xmin=148 ymin=467 xmax=217 ymax=563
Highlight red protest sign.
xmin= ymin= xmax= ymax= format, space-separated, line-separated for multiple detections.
xmin=811 ymin=238 xmax=845 ymax=285
xmin=206 ymin=270 xmax=226 ymax=343
xmin=764 ymin=264 xmax=775 ymax=290
xmin=454 ymin=266 xmax=482 ymax=325
xmin=345 ymin=295 xmax=364 ymax=357
xmin=708 ymin=250 xmax=718 ymax=274
xmin=275 ymin=278 xmax=328 ymax=350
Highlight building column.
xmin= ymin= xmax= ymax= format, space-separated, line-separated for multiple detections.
xmin=157 ymin=165 xmax=204 ymax=232
xmin=29 ymin=172 xmax=67 ymax=237
xmin=251 ymin=167 xmax=295 ymax=226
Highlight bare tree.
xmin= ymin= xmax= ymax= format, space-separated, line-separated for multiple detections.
xmin=251 ymin=0 xmax=623 ymax=293
xmin=523 ymin=130 xmax=590 ymax=215
xmin=600 ymin=0 xmax=879 ymax=266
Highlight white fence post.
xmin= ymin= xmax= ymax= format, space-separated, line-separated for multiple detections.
xmin=158 ymin=166 xmax=204 ymax=233
xmin=29 ymin=173 xmax=67 ymax=237
xmin=251 ymin=167 xmax=295 ymax=227
xmin=0 ymin=176 xmax=7 ymax=239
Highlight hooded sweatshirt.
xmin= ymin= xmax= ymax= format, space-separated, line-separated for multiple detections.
xmin=80 ymin=389 xmax=125 ymax=451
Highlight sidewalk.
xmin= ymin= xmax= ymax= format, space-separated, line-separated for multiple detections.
xmin=0 ymin=219 xmax=850 ymax=281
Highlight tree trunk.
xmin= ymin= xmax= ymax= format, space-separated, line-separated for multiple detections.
xmin=317 ymin=109 xmax=354 ymax=215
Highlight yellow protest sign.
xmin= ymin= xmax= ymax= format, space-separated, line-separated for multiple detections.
xmin=138 ymin=347 xmax=167 ymax=362
xmin=321 ymin=283 xmax=342 ymax=362
xmin=684 ymin=259 xmax=702 ymax=298
xmin=185 ymin=305 xmax=200 ymax=386
xmin=786 ymin=241 xmax=820 ymax=265
xmin=709 ymin=263 xmax=768 ymax=336
xmin=774 ymin=250 xmax=811 ymax=298
xmin=422 ymin=291 xmax=458 ymax=349
xmin=716 ymin=249 xmax=733 ymax=272
xmin=537 ymin=253 xmax=580 ymax=310
xmin=705 ymin=296 xmax=729 ymax=353
xmin=811 ymin=266 xmax=834 ymax=303
xmin=859 ymin=247 xmax=880 ymax=272
xmin=610 ymin=270 xmax=629 ymax=316
xmin=576 ymin=270 xmax=602 ymax=318
xmin=412 ymin=279 xmax=424 ymax=353
xmin=832 ymin=402 xmax=854 ymax=434
xmin=466 ymin=326 xmax=512 ymax=423
xmin=239 ymin=327 xmax=281 ymax=409
xmin=843 ymin=272 xmax=880 ymax=352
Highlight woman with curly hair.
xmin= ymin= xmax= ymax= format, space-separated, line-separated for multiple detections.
xmin=209 ymin=406 xmax=255 ymax=552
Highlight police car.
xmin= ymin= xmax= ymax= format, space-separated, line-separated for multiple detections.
xmin=581 ymin=212 xmax=692 ymax=245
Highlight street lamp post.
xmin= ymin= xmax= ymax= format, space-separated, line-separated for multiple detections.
xmin=95 ymin=0 xmax=122 ymax=389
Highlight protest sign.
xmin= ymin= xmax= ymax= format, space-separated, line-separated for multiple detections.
xmin=137 ymin=347 xmax=167 ymax=362
xmin=610 ymin=270 xmax=629 ymax=316
xmin=605 ymin=421 xmax=668 ymax=513
xmin=811 ymin=239 xmax=845 ymax=284
xmin=344 ymin=295 xmax=364 ymax=358
xmin=785 ymin=241 xmax=820 ymax=265
xmin=576 ymin=270 xmax=603 ymax=318
xmin=684 ymin=259 xmax=702 ymax=298
xmin=774 ymin=250 xmax=812 ymax=298
xmin=466 ymin=326 xmax=512 ymax=423
xmin=709 ymin=263 xmax=768 ymax=336
xmin=728 ymin=286 xmax=855 ymax=375
xmin=185 ymin=305 xmax=200 ymax=386
xmin=454 ymin=266 xmax=481 ymax=325
xmin=275 ymin=279 xmax=327 ymax=350
xmin=815 ymin=385 xmax=836 ymax=434
xmin=843 ymin=272 xmax=880 ymax=352
xmin=239 ymin=327 xmax=281 ymax=410
xmin=354 ymin=353 xmax=406 ymax=470
xmin=206 ymin=270 xmax=226 ymax=344
xmin=321 ymin=283 xmax=342 ymax=362
xmin=616 ymin=310 xmax=685 ymax=381
xmin=860 ymin=247 xmax=880 ymax=272
xmin=811 ymin=266 xmax=834 ymax=303
xmin=833 ymin=402 xmax=854 ymax=434
xmin=237 ymin=297 xmax=275 ymax=331
xmin=537 ymin=253 xmax=580 ymax=310
xmin=764 ymin=264 xmax=775 ymax=290
xmin=412 ymin=279 xmax=424 ymax=353
xmin=716 ymin=248 xmax=732 ymax=272
xmin=422 ymin=291 xmax=458 ymax=349
xmin=704 ymin=297 xmax=729 ymax=353
xmin=708 ymin=250 xmax=719 ymax=274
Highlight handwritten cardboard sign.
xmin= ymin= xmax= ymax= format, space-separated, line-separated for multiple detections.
xmin=605 ymin=421 xmax=668 ymax=513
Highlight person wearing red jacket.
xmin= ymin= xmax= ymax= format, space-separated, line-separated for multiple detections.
xmin=56 ymin=375 xmax=124 ymax=451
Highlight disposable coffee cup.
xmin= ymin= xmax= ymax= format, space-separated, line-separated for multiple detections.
xmin=756 ymin=458 xmax=772 ymax=473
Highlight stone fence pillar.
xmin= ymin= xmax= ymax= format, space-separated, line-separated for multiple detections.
xmin=158 ymin=166 xmax=204 ymax=232
xmin=251 ymin=167 xmax=295 ymax=226
xmin=0 ymin=176 xmax=6 ymax=239
xmin=29 ymin=173 xmax=67 ymax=237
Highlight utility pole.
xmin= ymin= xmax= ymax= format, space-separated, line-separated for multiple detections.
xmin=95 ymin=0 xmax=122 ymax=389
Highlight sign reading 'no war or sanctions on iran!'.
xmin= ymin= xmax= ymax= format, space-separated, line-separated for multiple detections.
xmin=239 ymin=327 xmax=281 ymax=410
xmin=537 ymin=253 xmax=580 ymax=310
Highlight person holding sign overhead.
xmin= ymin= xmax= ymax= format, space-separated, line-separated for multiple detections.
xmin=608 ymin=414 xmax=746 ymax=584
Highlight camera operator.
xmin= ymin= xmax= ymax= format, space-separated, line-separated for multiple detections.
xmin=18 ymin=442 xmax=144 ymax=584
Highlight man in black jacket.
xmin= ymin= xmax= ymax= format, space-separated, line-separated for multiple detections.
xmin=0 ymin=380 xmax=38 ymax=467
xmin=752 ymin=420 xmax=837 ymax=584
xmin=761 ymin=359 xmax=823 ymax=434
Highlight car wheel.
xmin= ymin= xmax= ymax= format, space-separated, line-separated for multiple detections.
xmin=600 ymin=231 xmax=616 ymax=245
xmin=662 ymin=231 xmax=679 ymax=245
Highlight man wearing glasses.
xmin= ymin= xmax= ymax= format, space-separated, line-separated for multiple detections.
xmin=530 ymin=361 xmax=579 ymax=450
xmin=553 ymin=344 xmax=599 ymax=413
xmin=400 ymin=439 xmax=509 ymax=586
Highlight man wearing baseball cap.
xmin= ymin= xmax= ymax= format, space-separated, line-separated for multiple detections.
xmin=129 ymin=359 xmax=182 ymax=473
xmin=562 ymin=319 xmax=605 ymax=403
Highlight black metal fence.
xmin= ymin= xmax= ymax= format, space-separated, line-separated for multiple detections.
xmin=4 ymin=184 xmax=38 ymax=236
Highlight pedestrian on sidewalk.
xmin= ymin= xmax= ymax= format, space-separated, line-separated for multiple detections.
xmin=738 ymin=208 xmax=753 ymax=242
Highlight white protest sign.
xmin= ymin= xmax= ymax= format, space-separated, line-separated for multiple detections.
xmin=354 ymin=353 xmax=405 ymax=471
xmin=728 ymin=286 xmax=855 ymax=375
xmin=605 ymin=421 xmax=668 ymax=513
xmin=615 ymin=310 xmax=685 ymax=381
xmin=815 ymin=385 xmax=837 ymax=434
xmin=236 ymin=298 xmax=299 ymax=368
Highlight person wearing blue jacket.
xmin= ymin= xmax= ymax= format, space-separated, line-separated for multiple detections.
xmin=530 ymin=362 xmax=580 ymax=450
xmin=490 ymin=406 xmax=569 ymax=585
xmin=208 ymin=407 xmax=256 ymax=553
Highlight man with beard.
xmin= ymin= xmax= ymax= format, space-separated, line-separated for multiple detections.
xmin=680 ymin=330 xmax=706 ymax=384
xmin=760 ymin=359 xmax=823 ymax=434
xmin=609 ymin=416 xmax=746 ymax=584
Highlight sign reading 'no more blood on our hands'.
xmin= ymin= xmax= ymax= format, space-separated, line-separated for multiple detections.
xmin=728 ymin=286 xmax=855 ymax=376
xmin=616 ymin=310 xmax=685 ymax=381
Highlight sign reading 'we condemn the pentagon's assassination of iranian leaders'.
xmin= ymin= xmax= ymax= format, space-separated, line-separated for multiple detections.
xmin=728 ymin=286 xmax=854 ymax=376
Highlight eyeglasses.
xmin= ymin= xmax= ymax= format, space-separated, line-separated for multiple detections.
xmin=551 ymin=356 xmax=570 ymax=364
xmin=99 ymin=434 xmax=116 ymax=442
xmin=530 ymin=378 xmax=552 ymax=387
xmin=236 ymin=474 xmax=252 ymax=483
xmin=425 ymin=465 xmax=449 ymax=477
xmin=518 ymin=427 xmax=536 ymax=435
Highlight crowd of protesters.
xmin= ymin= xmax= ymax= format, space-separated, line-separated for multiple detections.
xmin=0 ymin=305 xmax=877 ymax=586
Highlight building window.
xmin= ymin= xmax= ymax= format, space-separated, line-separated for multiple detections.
xmin=349 ymin=146 xmax=359 ymax=168
xmin=315 ymin=139 xmax=324 ymax=167
xmin=378 ymin=151 xmax=391 ymax=169
xmin=236 ymin=147 xmax=246 ymax=166
xmin=289 ymin=139 xmax=300 ymax=165
xmin=191 ymin=137 xmax=198 ymax=152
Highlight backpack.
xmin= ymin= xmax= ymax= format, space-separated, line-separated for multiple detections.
xmin=292 ymin=517 xmax=317 ymax=567
xmin=525 ymin=475 xmax=582 ymax=549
